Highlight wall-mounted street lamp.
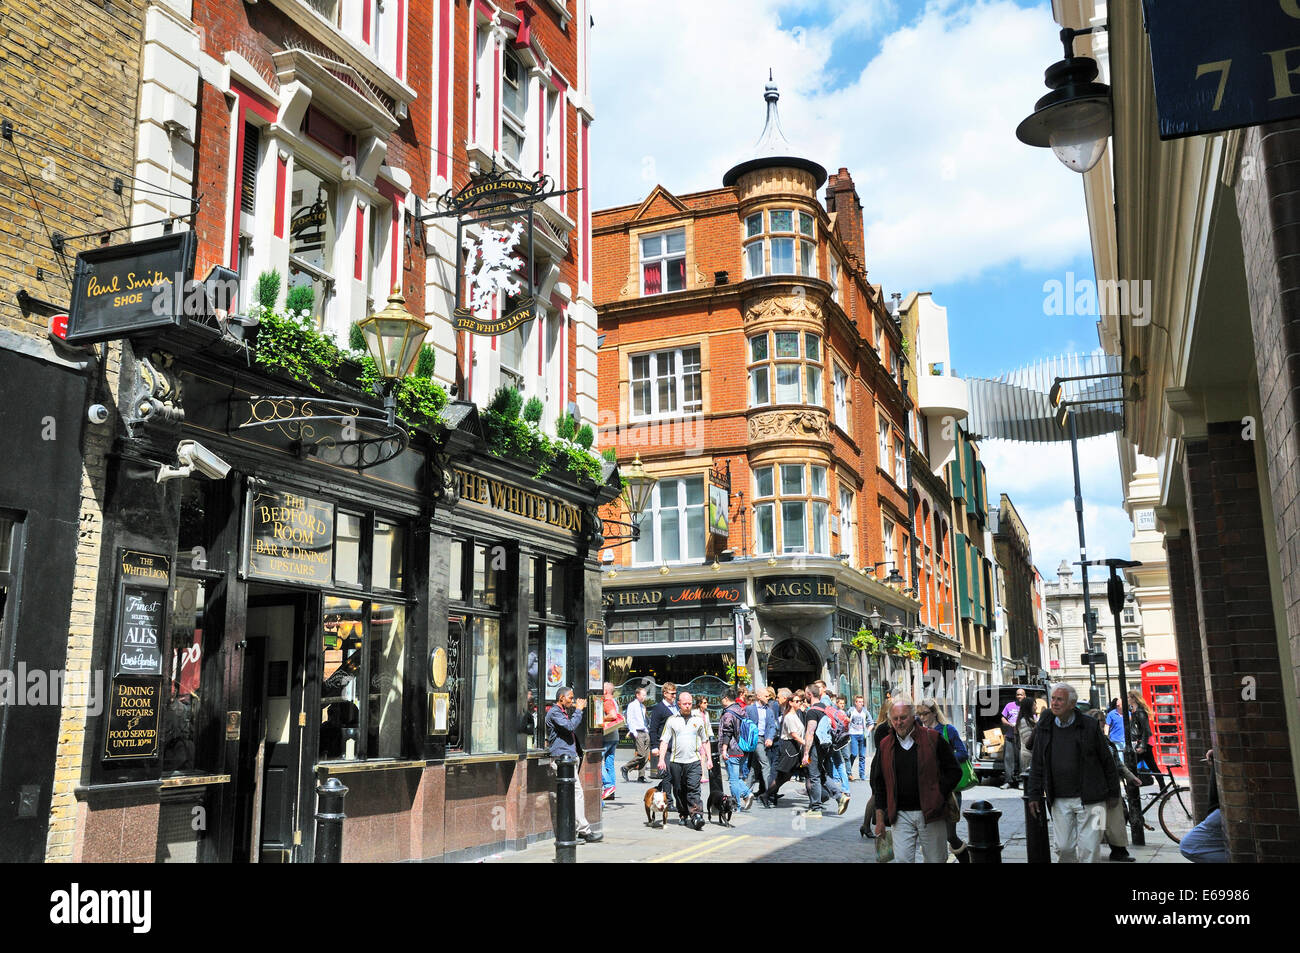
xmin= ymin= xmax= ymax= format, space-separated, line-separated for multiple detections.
xmin=1016 ymin=26 xmax=1112 ymax=173
xmin=600 ymin=453 xmax=656 ymax=547
xmin=357 ymin=286 xmax=432 ymax=426
xmin=873 ymin=561 xmax=904 ymax=586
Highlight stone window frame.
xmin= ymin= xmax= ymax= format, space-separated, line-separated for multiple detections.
xmin=747 ymin=329 xmax=825 ymax=409
xmin=631 ymin=473 xmax=708 ymax=567
xmin=752 ymin=462 xmax=831 ymax=556
xmin=628 ymin=344 xmax=703 ymax=421
xmin=638 ymin=227 xmax=687 ymax=296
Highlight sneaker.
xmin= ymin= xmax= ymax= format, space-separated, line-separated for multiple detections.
xmin=804 ymin=807 xmax=823 ymax=818
xmin=742 ymin=793 xmax=754 ymax=810
xmin=837 ymin=794 xmax=851 ymax=815
xmin=602 ymin=785 xmax=616 ymax=800
xmin=621 ymin=765 xmax=630 ymax=783
xmin=580 ymin=830 xmax=603 ymax=843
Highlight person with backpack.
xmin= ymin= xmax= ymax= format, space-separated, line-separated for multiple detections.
xmin=802 ymin=683 xmax=851 ymax=817
xmin=718 ymin=688 xmax=757 ymax=810
xmin=830 ymin=695 xmax=852 ymax=790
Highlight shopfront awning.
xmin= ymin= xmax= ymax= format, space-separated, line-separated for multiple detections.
xmin=603 ymin=640 xmax=743 ymax=658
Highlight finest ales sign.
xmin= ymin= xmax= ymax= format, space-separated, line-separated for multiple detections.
xmin=114 ymin=551 xmax=170 ymax=677
xmin=1145 ymin=0 xmax=1300 ymax=139
xmin=66 ymin=231 xmax=198 ymax=344
xmin=247 ymin=487 xmax=335 ymax=585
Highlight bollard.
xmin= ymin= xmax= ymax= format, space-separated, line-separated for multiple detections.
xmin=962 ymin=800 xmax=1003 ymax=863
xmin=1022 ymin=769 xmax=1050 ymax=863
xmin=314 ymin=776 xmax=348 ymax=863
xmin=554 ymin=755 xmax=579 ymax=864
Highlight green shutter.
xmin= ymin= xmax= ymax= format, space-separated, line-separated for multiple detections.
xmin=955 ymin=532 xmax=971 ymax=620
xmin=948 ymin=459 xmax=965 ymax=502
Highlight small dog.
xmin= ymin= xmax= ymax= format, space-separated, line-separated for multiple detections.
xmin=644 ymin=781 xmax=671 ymax=828
xmin=706 ymin=762 xmax=736 ymax=826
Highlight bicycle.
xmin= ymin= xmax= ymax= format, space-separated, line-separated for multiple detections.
xmin=1130 ymin=760 xmax=1194 ymax=844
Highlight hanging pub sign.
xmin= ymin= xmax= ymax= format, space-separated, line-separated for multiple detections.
xmin=708 ymin=460 xmax=731 ymax=538
xmin=423 ymin=168 xmax=568 ymax=336
xmin=245 ymin=486 xmax=336 ymax=585
xmin=65 ymin=230 xmax=198 ymax=344
xmin=1145 ymin=0 xmax=1300 ymax=139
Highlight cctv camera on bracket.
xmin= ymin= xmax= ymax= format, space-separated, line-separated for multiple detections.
xmin=157 ymin=439 xmax=232 ymax=483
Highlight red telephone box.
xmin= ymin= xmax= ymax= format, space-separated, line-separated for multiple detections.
xmin=1140 ymin=660 xmax=1187 ymax=776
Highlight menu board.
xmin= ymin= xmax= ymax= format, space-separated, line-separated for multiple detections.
xmin=116 ymin=587 xmax=166 ymax=676
xmin=247 ymin=487 xmax=335 ymax=585
xmin=545 ymin=626 xmax=566 ymax=701
xmin=103 ymin=675 xmax=162 ymax=760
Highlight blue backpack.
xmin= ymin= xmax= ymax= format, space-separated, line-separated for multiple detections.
xmin=737 ymin=716 xmax=761 ymax=754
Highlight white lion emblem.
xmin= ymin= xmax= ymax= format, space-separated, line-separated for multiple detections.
xmin=462 ymin=221 xmax=526 ymax=317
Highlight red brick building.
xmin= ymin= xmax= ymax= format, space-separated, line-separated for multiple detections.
xmin=594 ymin=82 xmax=924 ymax=705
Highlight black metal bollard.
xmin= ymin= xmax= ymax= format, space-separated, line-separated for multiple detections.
xmin=554 ymin=755 xmax=579 ymax=864
xmin=963 ymin=800 xmax=1003 ymax=863
xmin=1022 ymin=770 xmax=1050 ymax=863
xmin=314 ymin=776 xmax=348 ymax=863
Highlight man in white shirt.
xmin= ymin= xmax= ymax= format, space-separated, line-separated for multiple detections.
xmin=621 ymin=686 xmax=650 ymax=783
xmin=658 ymin=691 xmax=713 ymax=829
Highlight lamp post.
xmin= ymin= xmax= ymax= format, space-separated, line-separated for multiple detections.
xmin=1016 ymin=26 xmax=1112 ymax=173
xmin=827 ymin=633 xmax=843 ymax=685
xmin=873 ymin=561 xmax=904 ymax=586
xmin=356 ymin=286 xmax=432 ymax=427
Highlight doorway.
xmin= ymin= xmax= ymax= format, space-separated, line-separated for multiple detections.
xmin=765 ymin=637 xmax=820 ymax=693
xmin=236 ymin=589 xmax=315 ymax=863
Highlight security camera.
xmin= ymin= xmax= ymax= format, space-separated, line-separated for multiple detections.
xmin=87 ymin=404 xmax=110 ymax=425
xmin=157 ymin=440 xmax=232 ymax=483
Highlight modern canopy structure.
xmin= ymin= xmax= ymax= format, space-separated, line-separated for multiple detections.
xmin=965 ymin=351 xmax=1125 ymax=443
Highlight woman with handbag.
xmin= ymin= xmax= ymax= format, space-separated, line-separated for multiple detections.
xmin=1128 ymin=690 xmax=1166 ymax=792
xmin=1016 ymin=697 xmax=1038 ymax=774
xmin=759 ymin=691 xmax=807 ymax=808
xmin=917 ymin=698 xmax=972 ymax=862
xmin=601 ymin=682 xmax=625 ymax=800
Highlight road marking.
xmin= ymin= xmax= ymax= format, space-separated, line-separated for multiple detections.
xmin=649 ymin=834 xmax=749 ymax=864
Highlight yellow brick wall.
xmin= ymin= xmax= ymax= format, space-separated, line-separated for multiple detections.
xmin=0 ymin=0 xmax=146 ymax=861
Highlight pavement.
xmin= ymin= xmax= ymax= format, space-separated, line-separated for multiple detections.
xmin=482 ymin=749 xmax=1192 ymax=863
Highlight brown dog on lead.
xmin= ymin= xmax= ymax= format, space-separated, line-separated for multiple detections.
xmin=644 ymin=783 xmax=670 ymax=828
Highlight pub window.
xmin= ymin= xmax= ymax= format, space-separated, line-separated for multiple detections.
xmin=368 ymin=602 xmax=405 ymax=758
xmin=335 ymin=511 xmax=364 ymax=586
xmin=321 ymin=596 xmax=365 ymax=761
xmin=526 ymin=554 xmax=573 ymax=749
xmin=448 ymin=539 xmax=514 ymax=755
xmin=164 ymin=577 xmax=210 ymax=774
xmin=448 ymin=538 xmax=465 ymax=603
xmin=373 ymin=520 xmax=404 ymax=591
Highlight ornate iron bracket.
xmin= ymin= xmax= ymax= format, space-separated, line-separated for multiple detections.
xmin=236 ymin=394 xmax=408 ymax=470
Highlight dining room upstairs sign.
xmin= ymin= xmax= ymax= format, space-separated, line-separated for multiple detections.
xmin=1145 ymin=0 xmax=1300 ymax=139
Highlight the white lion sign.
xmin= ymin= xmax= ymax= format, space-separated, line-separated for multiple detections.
xmin=462 ymin=220 xmax=526 ymax=318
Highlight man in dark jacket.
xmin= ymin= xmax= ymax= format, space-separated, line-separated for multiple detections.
xmin=647 ymin=682 xmax=677 ymax=779
xmin=1026 ymin=682 xmax=1120 ymax=863
xmin=545 ymin=687 xmax=602 ymax=843
xmin=870 ymin=695 xmax=962 ymax=862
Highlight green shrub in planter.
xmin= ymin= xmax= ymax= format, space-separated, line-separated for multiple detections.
xmin=285 ymin=284 xmax=315 ymax=317
xmin=574 ymin=423 xmax=594 ymax=450
xmin=257 ymin=270 xmax=281 ymax=310
xmin=522 ymin=396 xmax=545 ymax=424
xmin=556 ymin=413 xmax=576 ymax=441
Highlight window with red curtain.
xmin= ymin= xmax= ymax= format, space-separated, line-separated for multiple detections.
xmin=643 ymin=261 xmax=662 ymax=295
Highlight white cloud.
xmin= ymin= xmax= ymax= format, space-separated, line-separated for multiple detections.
xmin=979 ymin=436 xmax=1123 ymax=501
xmin=1014 ymin=498 xmax=1135 ymax=582
xmin=590 ymin=0 xmax=1086 ymax=288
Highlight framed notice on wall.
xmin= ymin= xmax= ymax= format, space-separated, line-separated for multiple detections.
xmin=113 ymin=551 xmax=170 ymax=677
xmin=588 ymin=638 xmax=603 ymax=691
xmin=103 ymin=675 xmax=163 ymax=761
xmin=544 ymin=626 xmax=566 ymax=701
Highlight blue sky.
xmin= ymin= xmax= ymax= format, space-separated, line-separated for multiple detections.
xmin=589 ymin=0 xmax=1131 ymax=579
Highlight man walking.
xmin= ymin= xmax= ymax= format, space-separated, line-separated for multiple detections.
xmin=648 ymin=682 xmax=677 ymax=779
xmin=745 ymin=687 xmax=779 ymax=793
xmin=1000 ymin=687 xmax=1026 ymax=788
xmin=622 ymin=685 xmax=650 ymax=783
xmin=658 ymin=690 xmax=713 ymax=829
xmin=1026 ymin=683 xmax=1120 ymax=863
xmin=719 ymin=689 xmax=755 ymax=810
xmin=848 ymin=695 xmax=871 ymax=781
xmin=545 ymin=687 xmax=603 ymax=843
xmin=870 ymin=695 xmax=961 ymax=863
xmin=802 ymin=684 xmax=850 ymax=817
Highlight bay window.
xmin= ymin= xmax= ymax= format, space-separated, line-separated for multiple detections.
xmin=641 ymin=229 xmax=686 ymax=295
xmin=634 ymin=476 xmax=706 ymax=565
xmin=829 ymin=252 xmax=841 ymax=303
xmin=748 ymin=330 xmax=824 ymax=408
xmin=752 ymin=463 xmax=830 ymax=555
xmin=741 ymin=208 xmax=817 ymax=277
xmin=630 ymin=345 xmax=702 ymax=419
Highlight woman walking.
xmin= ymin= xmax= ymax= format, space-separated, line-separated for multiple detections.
xmin=601 ymin=682 xmax=624 ymax=800
xmin=1128 ymin=690 xmax=1166 ymax=791
xmin=759 ymin=691 xmax=807 ymax=807
xmin=1015 ymin=696 xmax=1038 ymax=777
xmin=918 ymin=697 xmax=971 ymax=862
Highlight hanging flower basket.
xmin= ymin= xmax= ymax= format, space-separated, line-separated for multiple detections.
xmin=724 ymin=664 xmax=751 ymax=686
xmin=850 ymin=627 xmax=881 ymax=656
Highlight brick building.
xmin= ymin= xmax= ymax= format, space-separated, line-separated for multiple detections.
xmin=990 ymin=493 xmax=1042 ymax=682
xmin=594 ymin=81 xmax=922 ymax=709
xmin=2 ymin=0 xmax=610 ymax=865
xmin=1055 ymin=0 xmax=1300 ymax=859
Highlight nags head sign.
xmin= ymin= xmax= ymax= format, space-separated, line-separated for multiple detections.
xmin=66 ymin=231 xmax=198 ymax=345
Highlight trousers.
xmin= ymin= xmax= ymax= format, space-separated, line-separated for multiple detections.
xmin=1048 ymin=797 xmax=1106 ymax=863
xmin=805 ymin=746 xmax=842 ymax=807
xmin=547 ymin=761 xmax=592 ymax=836
xmin=668 ymin=760 xmax=703 ymax=817
xmin=1180 ymin=809 xmax=1229 ymax=863
xmin=626 ymin=731 xmax=650 ymax=778
xmin=892 ymin=809 xmax=948 ymax=863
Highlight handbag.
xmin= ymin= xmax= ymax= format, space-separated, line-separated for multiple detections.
xmin=956 ymin=758 xmax=977 ymax=792
xmin=875 ymin=828 xmax=895 ymax=863
xmin=944 ymin=792 xmax=961 ymax=823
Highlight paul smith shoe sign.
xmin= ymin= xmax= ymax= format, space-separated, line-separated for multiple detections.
xmin=65 ymin=231 xmax=198 ymax=344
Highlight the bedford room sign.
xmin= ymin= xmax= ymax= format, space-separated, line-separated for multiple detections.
xmin=1145 ymin=0 xmax=1300 ymax=139
xmin=65 ymin=231 xmax=198 ymax=344
xmin=246 ymin=487 xmax=335 ymax=585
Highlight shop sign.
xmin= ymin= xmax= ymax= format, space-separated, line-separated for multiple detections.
xmin=103 ymin=675 xmax=162 ymax=761
xmin=601 ymin=581 xmax=744 ymax=611
xmin=708 ymin=484 xmax=729 ymax=538
xmin=1145 ymin=0 xmax=1300 ymax=139
xmin=114 ymin=551 xmax=170 ymax=677
xmin=757 ymin=575 xmax=838 ymax=605
xmin=246 ymin=487 xmax=335 ymax=585
xmin=65 ymin=231 xmax=198 ymax=344
xmin=454 ymin=468 xmax=583 ymax=534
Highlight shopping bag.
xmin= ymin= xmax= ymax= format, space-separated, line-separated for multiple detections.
xmin=876 ymin=828 xmax=894 ymax=863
